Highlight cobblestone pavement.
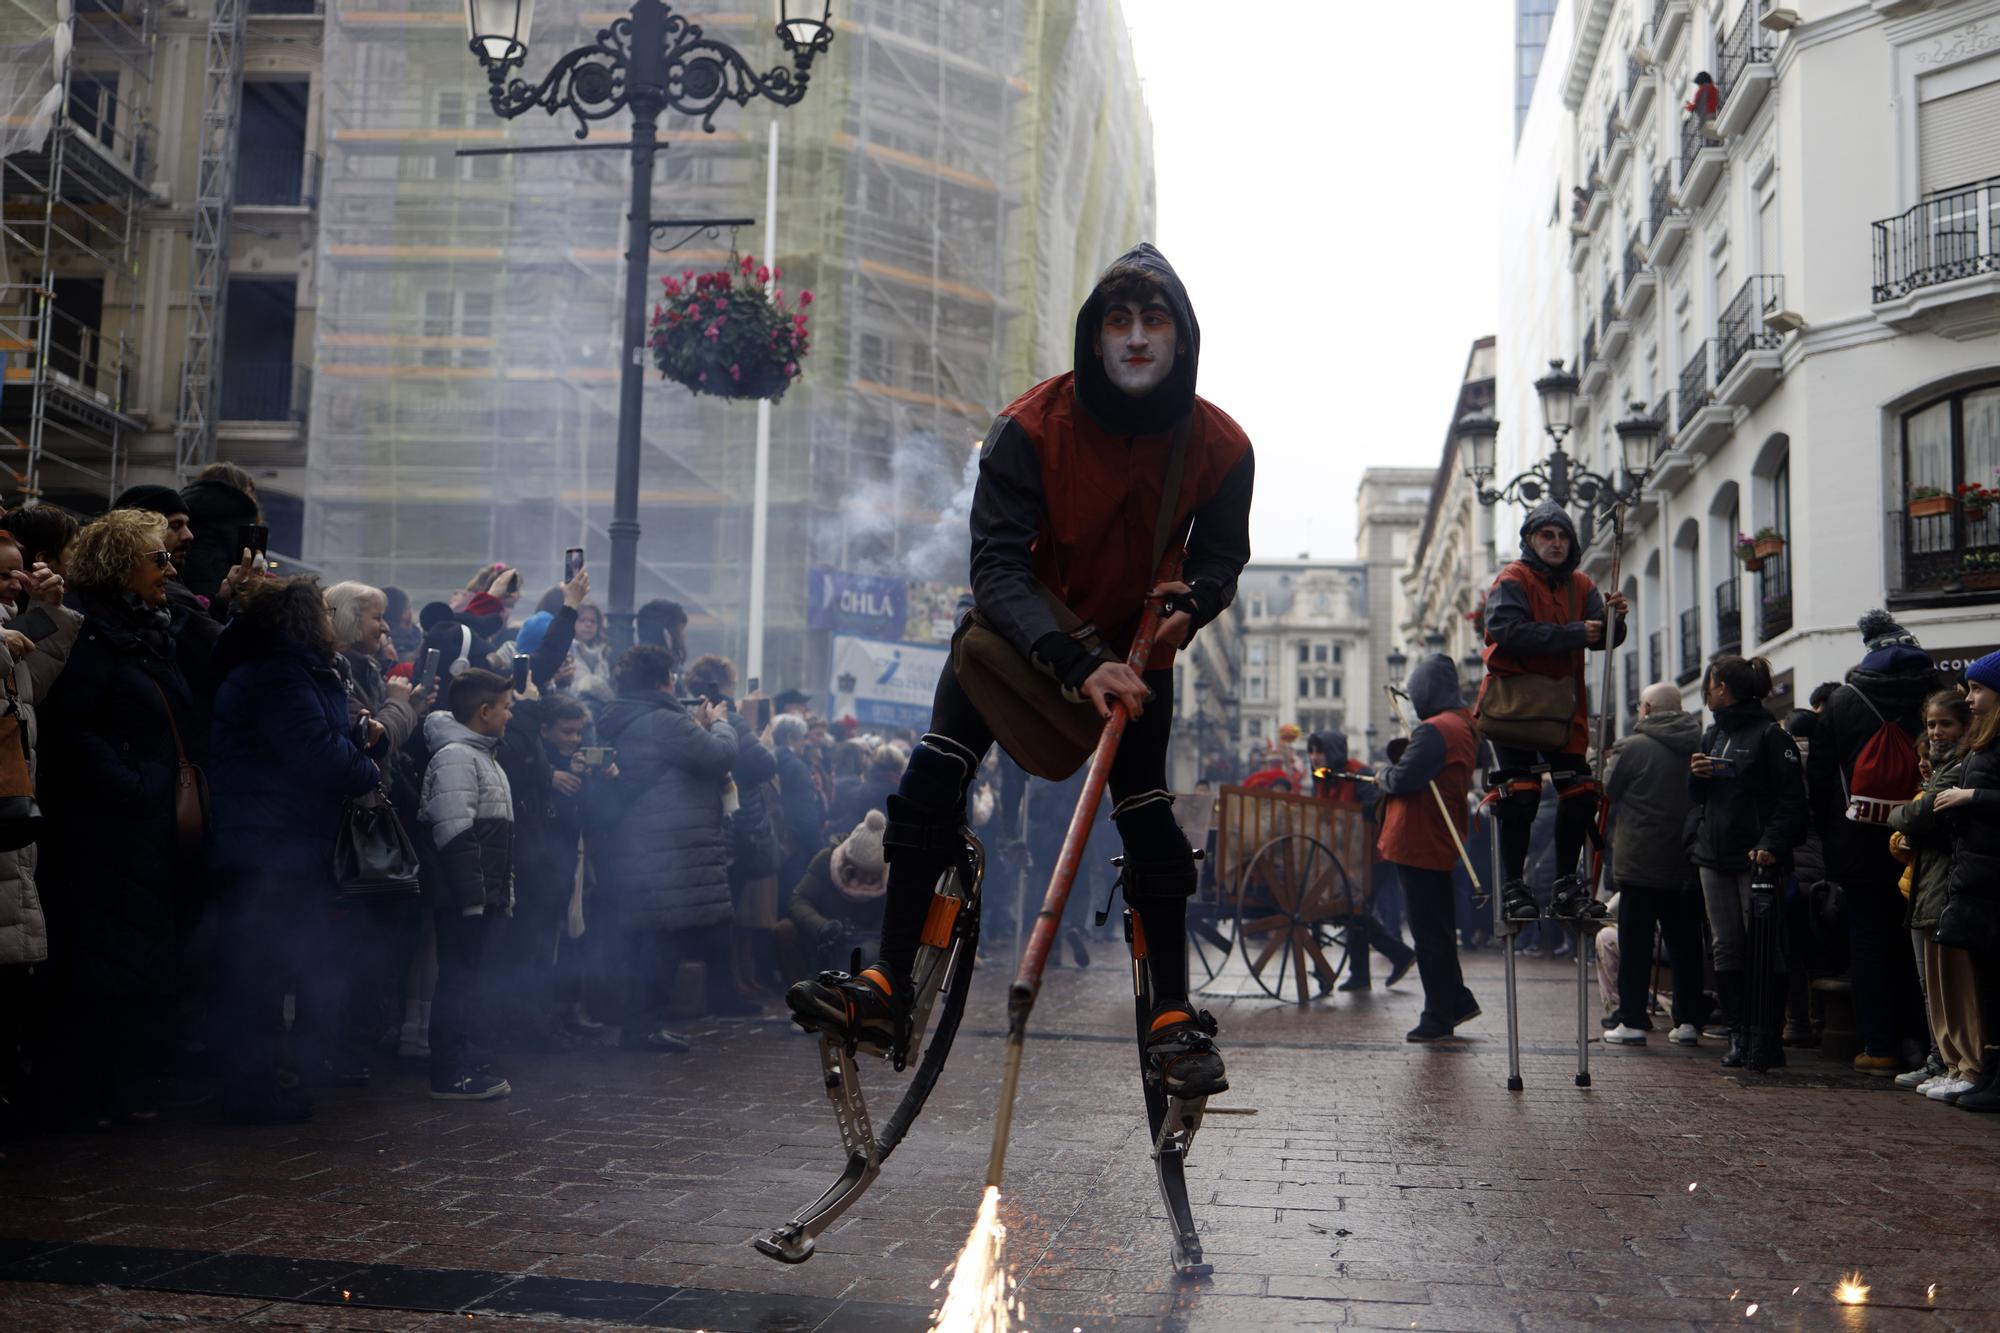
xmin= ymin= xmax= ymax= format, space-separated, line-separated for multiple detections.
xmin=3 ymin=938 xmax=1997 ymax=1332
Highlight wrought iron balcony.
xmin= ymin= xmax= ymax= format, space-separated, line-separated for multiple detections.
xmin=1716 ymin=1 xmax=1775 ymax=108
xmin=1715 ymin=274 xmax=1784 ymax=382
xmin=1602 ymin=282 xmax=1617 ymax=331
xmin=1758 ymin=553 xmax=1793 ymax=639
xmin=1872 ymin=178 xmax=2000 ymax=303
xmin=1895 ymin=504 xmax=2000 ymax=600
xmin=1648 ymin=627 xmax=1663 ymax=683
xmin=1625 ymin=236 xmax=1644 ymax=286
xmin=1679 ymin=114 xmax=1702 ymax=186
xmin=1581 ymin=324 xmax=1597 ymax=375
xmin=1677 ymin=607 xmax=1702 ymax=685
xmin=1715 ymin=577 xmax=1741 ymax=654
xmin=1678 ymin=342 xmax=1710 ymax=429
xmin=1649 ymin=170 xmax=1674 ymax=243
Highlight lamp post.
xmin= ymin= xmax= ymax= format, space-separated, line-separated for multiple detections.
xmin=1193 ymin=675 xmax=1211 ymax=782
xmin=1453 ymin=362 xmax=1662 ymax=547
xmin=463 ymin=0 xmax=834 ymax=650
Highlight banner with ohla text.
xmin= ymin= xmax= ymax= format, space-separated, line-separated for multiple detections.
xmin=828 ymin=635 xmax=949 ymax=730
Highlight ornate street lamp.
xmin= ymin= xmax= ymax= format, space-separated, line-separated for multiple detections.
xmin=1533 ymin=358 xmax=1580 ymax=444
xmin=1385 ymin=646 xmax=1408 ymax=680
xmin=1460 ymin=648 xmax=1484 ymax=682
xmin=464 ymin=0 xmax=834 ymax=649
xmin=1614 ymin=401 xmax=1664 ymax=491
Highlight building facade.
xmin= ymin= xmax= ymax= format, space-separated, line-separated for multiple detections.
xmin=1230 ymin=560 xmax=1372 ymax=768
xmin=1495 ymin=0 xmax=2000 ymax=731
xmin=1356 ymin=467 xmax=1437 ymax=742
xmin=1401 ymin=336 xmax=1499 ymax=676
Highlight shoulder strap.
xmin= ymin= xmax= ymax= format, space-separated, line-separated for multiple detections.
xmin=1150 ymin=414 xmax=1195 ymax=571
xmin=147 ymin=675 xmax=189 ymax=765
xmin=1850 ymin=683 xmax=1886 ymax=726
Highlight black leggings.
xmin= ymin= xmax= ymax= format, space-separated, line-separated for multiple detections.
xmin=875 ymin=661 xmax=1192 ymax=1011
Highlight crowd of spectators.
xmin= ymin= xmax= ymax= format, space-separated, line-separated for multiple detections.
xmin=0 ymin=467 xmax=953 ymax=1137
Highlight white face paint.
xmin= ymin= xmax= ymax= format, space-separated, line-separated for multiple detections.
xmin=1097 ymin=291 xmax=1177 ymax=397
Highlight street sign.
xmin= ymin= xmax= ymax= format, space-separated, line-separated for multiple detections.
xmin=828 ymin=634 xmax=947 ymax=729
xmin=807 ymin=566 xmax=907 ymax=638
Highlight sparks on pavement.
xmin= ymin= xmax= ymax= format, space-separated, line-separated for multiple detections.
xmin=1835 ymin=1274 xmax=1870 ymax=1305
xmin=929 ymin=1186 xmax=1017 ymax=1333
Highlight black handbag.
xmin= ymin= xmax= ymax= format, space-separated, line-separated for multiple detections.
xmin=334 ymin=784 xmax=422 ymax=897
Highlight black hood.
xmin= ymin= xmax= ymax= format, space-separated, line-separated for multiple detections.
xmin=179 ymin=476 xmax=260 ymax=527
xmin=211 ymin=612 xmax=326 ymax=685
xmin=1518 ymin=500 xmax=1582 ymax=579
xmin=1309 ymin=730 xmax=1347 ymax=769
xmin=1405 ymin=653 xmax=1464 ymax=719
xmin=1072 ymin=242 xmax=1200 ymax=436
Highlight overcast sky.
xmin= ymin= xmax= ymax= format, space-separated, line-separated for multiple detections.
xmin=1123 ymin=1 xmax=1515 ymax=562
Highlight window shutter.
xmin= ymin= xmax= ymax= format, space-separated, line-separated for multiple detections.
xmin=1919 ymin=80 xmax=2000 ymax=195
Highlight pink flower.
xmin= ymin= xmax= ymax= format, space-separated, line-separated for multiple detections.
xmin=664 ymin=278 xmax=681 ymax=295
xmin=793 ymin=313 xmax=808 ymax=327
xmin=756 ymin=264 xmax=770 ymax=284
xmin=798 ymin=289 xmax=813 ymax=307
xmin=784 ymin=362 xmax=797 ymax=376
xmin=682 ymin=269 xmax=695 ymax=282
xmin=729 ymin=363 xmax=741 ymax=380
xmin=696 ymin=274 xmax=711 ymax=290
xmin=773 ymin=266 xmax=781 ymax=280
xmin=740 ymin=255 xmax=754 ymax=275
xmin=706 ymin=324 xmax=720 ymax=339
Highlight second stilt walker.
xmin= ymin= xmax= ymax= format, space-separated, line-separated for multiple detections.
xmin=786 ymin=243 xmax=1255 ymax=1100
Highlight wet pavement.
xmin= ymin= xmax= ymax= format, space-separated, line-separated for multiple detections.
xmin=3 ymin=935 xmax=1997 ymax=1331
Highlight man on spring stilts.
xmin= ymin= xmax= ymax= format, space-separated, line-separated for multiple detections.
xmin=1477 ymin=501 xmax=1628 ymax=927
xmin=786 ymin=243 xmax=1254 ymax=1099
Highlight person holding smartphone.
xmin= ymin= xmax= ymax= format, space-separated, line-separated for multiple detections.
xmin=1687 ymin=655 xmax=1809 ymax=1071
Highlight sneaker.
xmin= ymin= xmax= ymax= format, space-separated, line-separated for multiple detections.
xmin=1143 ymin=1009 xmax=1227 ymax=1097
xmin=786 ymin=966 xmax=906 ymax=1053
xmin=1500 ymin=880 xmax=1539 ymax=923
xmin=1927 ymin=1077 xmax=1976 ymax=1103
xmin=1670 ymin=1024 xmax=1700 ymax=1046
xmin=1853 ymin=1053 xmax=1904 ymax=1077
xmin=430 ymin=1072 xmax=510 ymax=1101
xmin=1897 ymin=1067 xmax=1937 ymax=1091
xmin=1605 ymin=1024 xmax=1648 ymax=1046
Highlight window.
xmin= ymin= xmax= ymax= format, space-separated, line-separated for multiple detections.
xmin=1247 ymin=641 xmax=1266 ymax=666
xmin=1332 ymin=676 xmax=1343 ymax=698
xmin=1249 ymin=597 xmax=1264 ymax=619
xmin=1331 ymin=643 xmax=1342 ymax=664
xmin=1898 ymin=384 xmax=2000 ymax=597
xmin=1297 ymin=643 xmax=1310 ymax=665
xmin=1760 ymin=458 xmax=1792 ymax=636
xmin=1247 ymin=718 xmax=1265 ymax=741
xmin=1297 ymin=675 xmax=1309 ymax=699
xmin=1246 ymin=674 xmax=1265 ymax=702
xmin=1313 ymin=643 xmax=1328 ymax=663
xmin=1313 ymin=677 xmax=1327 ymax=699
xmin=419 ymin=291 xmax=493 ymax=369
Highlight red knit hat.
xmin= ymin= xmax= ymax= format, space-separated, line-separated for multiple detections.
xmin=463 ymin=591 xmax=506 ymax=618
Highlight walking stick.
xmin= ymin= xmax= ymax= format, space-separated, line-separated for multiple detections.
xmin=983 ymin=578 xmax=1173 ymax=1192
xmin=1382 ymin=685 xmax=1483 ymax=895
xmin=1571 ymin=501 xmax=1627 ymax=1090
xmin=1491 ymin=795 xmax=1523 ymax=1091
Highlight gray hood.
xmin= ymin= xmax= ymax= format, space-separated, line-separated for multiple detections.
xmin=1518 ymin=499 xmax=1581 ymax=578
xmin=1632 ymin=707 xmax=1702 ymax=756
xmin=1309 ymin=730 xmax=1347 ymax=768
xmin=1405 ymin=653 xmax=1464 ymax=719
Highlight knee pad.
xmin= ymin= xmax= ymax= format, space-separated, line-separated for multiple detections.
xmin=1488 ymin=769 xmax=1543 ymax=821
xmin=1112 ymin=791 xmax=1197 ymax=900
xmin=896 ymin=732 xmax=981 ymax=811
xmin=1554 ymin=775 xmax=1601 ymax=823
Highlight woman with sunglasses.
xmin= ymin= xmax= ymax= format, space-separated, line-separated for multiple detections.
xmin=38 ymin=509 xmax=208 ymax=1127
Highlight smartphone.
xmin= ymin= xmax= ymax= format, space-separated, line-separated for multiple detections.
xmin=1707 ymin=754 xmax=1738 ymax=779
xmin=745 ymin=676 xmax=760 ymax=695
xmin=577 ymin=745 xmax=615 ymax=769
xmin=422 ymin=647 xmax=442 ymax=683
xmin=237 ymin=523 xmax=269 ymax=558
xmin=564 ymin=547 xmax=585 ymax=582
xmin=512 ymin=656 xmax=532 ymax=693
xmin=754 ymin=697 xmax=772 ymax=732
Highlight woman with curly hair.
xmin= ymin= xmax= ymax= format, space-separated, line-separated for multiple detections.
xmin=207 ymin=576 xmax=383 ymax=1122
xmin=38 ymin=508 xmax=205 ymax=1126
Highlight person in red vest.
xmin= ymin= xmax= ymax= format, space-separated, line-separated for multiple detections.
xmin=1377 ymin=654 xmax=1483 ymax=1041
xmin=1479 ymin=500 xmax=1627 ymax=927
xmin=1685 ymin=70 xmax=1721 ymax=120
xmin=1308 ymin=730 xmax=1415 ymax=992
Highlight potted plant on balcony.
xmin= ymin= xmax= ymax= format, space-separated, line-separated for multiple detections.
xmin=1733 ymin=530 xmax=1764 ymax=572
xmin=1962 ymin=551 xmax=2000 ymax=592
xmin=1908 ymin=485 xmax=1954 ymax=519
xmin=1751 ymin=525 xmax=1785 ymax=559
xmin=648 ymin=254 xmax=812 ymax=403
xmin=1957 ymin=481 xmax=2000 ymax=524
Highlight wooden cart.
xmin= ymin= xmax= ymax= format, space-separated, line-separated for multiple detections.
xmin=1186 ymin=785 xmax=1376 ymax=1004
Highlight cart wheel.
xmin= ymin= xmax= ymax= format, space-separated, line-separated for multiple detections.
xmin=1233 ymin=834 xmax=1357 ymax=1004
xmin=1187 ymin=908 xmax=1233 ymax=987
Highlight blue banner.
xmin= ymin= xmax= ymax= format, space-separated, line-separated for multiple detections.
xmin=807 ymin=566 xmax=907 ymax=639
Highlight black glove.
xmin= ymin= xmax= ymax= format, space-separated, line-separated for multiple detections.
xmin=1031 ymin=631 xmax=1104 ymax=693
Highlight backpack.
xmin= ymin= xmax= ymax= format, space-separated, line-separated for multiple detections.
xmin=1840 ymin=687 xmax=1922 ymax=826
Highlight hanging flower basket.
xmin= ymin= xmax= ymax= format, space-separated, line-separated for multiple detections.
xmin=1958 ymin=481 xmax=2000 ymax=525
xmin=648 ymin=254 xmax=812 ymax=403
xmin=1732 ymin=531 xmax=1762 ymax=570
xmin=1751 ymin=527 xmax=1785 ymax=560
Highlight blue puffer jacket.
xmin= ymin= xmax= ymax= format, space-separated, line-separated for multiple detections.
xmin=207 ymin=617 xmax=381 ymax=887
xmin=594 ymin=690 xmax=739 ymax=930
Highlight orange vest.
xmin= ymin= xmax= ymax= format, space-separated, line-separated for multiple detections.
xmin=1376 ymin=708 xmax=1478 ymax=872
xmin=1477 ymin=561 xmax=1596 ymax=753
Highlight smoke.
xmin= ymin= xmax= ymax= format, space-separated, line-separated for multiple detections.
xmin=819 ymin=433 xmax=981 ymax=586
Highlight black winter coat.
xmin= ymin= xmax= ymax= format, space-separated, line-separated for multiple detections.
xmin=776 ymin=746 xmax=827 ymax=857
xmin=1687 ymin=701 xmax=1809 ymax=872
xmin=730 ymin=723 xmax=780 ymax=879
xmin=38 ymin=592 xmax=203 ymax=1001
xmin=207 ymin=620 xmax=380 ymax=887
xmin=1946 ymin=744 xmax=2000 ymax=907
xmin=1807 ymin=666 xmax=1937 ymax=894
xmin=594 ymin=692 xmax=738 ymax=929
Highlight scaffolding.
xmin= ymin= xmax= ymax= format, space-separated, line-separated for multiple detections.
xmin=0 ymin=0 xmax=158 ymax=508
xmin=304 ymin=0 xmax=1153 ymax=687
xmin=172 ymin=0 xmax=248 ymax=479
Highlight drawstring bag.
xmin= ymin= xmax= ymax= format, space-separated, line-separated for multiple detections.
xmin=951 ymin=418 xmax=1190 ymax=781
xmin=334 ymin=781 xmax=422 ymax=897
xmin=1475 ymin=581 xmax=1583 ymax=751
